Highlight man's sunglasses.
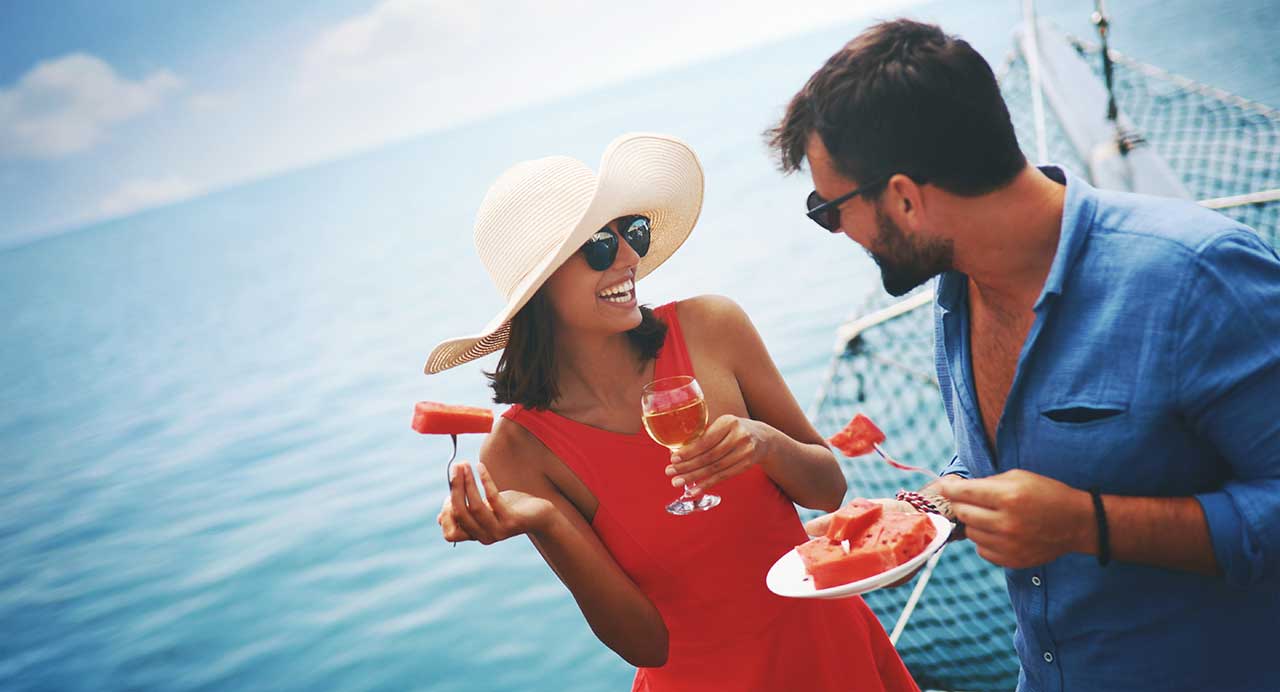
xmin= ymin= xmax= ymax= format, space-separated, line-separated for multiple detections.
xmin=580 ymin=215 xmax=651 ymax=270
xmin=804 ymin=176 xmax=893 ymax=233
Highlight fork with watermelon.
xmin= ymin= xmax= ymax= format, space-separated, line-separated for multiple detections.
xmin=827 ymin=413 xmax=932 ymax=475
xmin=412 ymin=401 xmax=495 ymax=487
xmin=413 ymin=401 xmax=496 ymax=546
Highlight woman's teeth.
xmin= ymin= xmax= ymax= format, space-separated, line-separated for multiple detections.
xmin=598 ymin=278 xmax=634 ymax=303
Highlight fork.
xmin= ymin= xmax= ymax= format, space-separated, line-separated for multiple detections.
xmin=446 ymin=434 xmax=458 ymax=547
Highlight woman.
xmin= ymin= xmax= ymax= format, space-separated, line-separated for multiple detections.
xmin=429 ymin=133 xmax=918 ymax=691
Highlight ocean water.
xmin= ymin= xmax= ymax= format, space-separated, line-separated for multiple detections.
xmin=3 ymin=1 xmax=1277 ymax=690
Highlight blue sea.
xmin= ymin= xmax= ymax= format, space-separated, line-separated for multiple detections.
xmin=3 ymin=1 xmax=1277 ymax=690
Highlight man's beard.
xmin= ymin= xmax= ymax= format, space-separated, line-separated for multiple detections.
xmin=868 ymin=205 xmax=954 ymax=297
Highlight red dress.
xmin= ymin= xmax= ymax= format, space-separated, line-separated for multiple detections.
xmin=504 ymin=302 xmax=918 ymax=692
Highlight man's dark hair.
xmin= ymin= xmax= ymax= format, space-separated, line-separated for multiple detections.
xmin=767 ymin=19 xmax=1025 ymax=196
xmin=486 ymin=292 xmax=668 ymax=410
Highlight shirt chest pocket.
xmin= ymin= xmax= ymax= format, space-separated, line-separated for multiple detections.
xmin=1039 ymin=402 xmax=1127 ymax=426
xmin=1035 ymin=356 xmax=1135 ymax=429
xmin=1031 ymin=381 xmax=1139 ymax=489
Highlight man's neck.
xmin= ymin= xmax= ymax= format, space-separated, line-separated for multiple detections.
xmin=947 ymin=165 xmax=1067 ymax=311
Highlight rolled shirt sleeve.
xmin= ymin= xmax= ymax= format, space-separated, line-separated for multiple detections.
xmin=940 ymin=454 xmax=972 ymax=479
xmin=1177 ymin=231 xmax=1280 ymax=588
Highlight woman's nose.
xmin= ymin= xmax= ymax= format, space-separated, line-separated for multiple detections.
xmin=614 ymin=231 xmax=641 ymax=268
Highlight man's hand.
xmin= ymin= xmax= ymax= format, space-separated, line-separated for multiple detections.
xmin=936 ymin=469 xmax=1094 ymax=569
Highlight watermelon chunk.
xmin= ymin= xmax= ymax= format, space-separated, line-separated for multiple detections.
xmin=825 ymin=498 xmax=884 ymax=543
xmin=796 ymin=509 xmax=938 ymax=589
xmin=412 ymin=401 xmax=494 ymax=435
xmin=828 ymin=414 xmax=886 ymax=457
xmin=797 ymin=536 xmax=897 ymax=589
xmin=856 ymin=512 xmax=937 ymax=564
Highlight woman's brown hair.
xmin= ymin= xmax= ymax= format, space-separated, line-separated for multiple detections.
xmin=486 ymin=293 xmax=668 ymax=410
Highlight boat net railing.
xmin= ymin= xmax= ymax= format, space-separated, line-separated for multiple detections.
xmin=805 ymin=27 xmax=1280 ymax=692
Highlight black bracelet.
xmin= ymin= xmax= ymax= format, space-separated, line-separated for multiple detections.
xmin=1090 ymin=489 xmax=1110 ymax=567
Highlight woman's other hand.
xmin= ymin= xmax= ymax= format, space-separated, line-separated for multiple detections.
xmin=438 ymin=461 xmax=556 ymax=544
xmin=664 ymin=414 xmax=775 ymax=494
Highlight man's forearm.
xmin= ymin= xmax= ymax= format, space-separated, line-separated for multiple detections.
xmin=936 ymin=470 xmax=1223 ymax=574
xmin=1087 ymin=495 xmax=1219 ymax=577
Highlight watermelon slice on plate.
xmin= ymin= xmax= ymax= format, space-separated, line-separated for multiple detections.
xmin=824 ymin=498 xmax=884 ymax=543
xmin=768 ymin=509 xmax=949 ymax=599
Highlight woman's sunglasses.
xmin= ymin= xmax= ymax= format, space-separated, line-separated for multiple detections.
xmin=804 ymin=177 xmax=888 ymax=233
xmin=580 ymin=215 xmax=651 ymax=271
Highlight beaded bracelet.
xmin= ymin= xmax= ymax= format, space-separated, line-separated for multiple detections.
xmin=896 ymin=489 xmax=966 ymax=541
xmin=1091 ymin=489 xmax=1111 ymax=566
xmin=896 ymin=490 xmax=941 ymax=515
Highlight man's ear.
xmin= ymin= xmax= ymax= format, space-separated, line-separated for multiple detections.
xmin=885 ymin=173 xmax=926 ymax=226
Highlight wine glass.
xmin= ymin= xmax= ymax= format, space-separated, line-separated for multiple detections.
xmin=641 ymin=375 xmax=722 ymax=515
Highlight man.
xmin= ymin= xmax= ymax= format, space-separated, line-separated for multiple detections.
xmin=768 ymin=18 xmax=1280 ymax=692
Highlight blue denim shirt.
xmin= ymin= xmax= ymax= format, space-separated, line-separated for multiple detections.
xmin=935 ymin=167 xmax=1280 ymax=692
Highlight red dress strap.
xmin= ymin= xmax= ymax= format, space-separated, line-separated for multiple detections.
xmin=652 ymin=302 xmax=693 ymax=380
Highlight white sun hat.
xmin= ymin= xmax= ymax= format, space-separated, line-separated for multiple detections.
xmin=424 ymin=132 xmax=704 ymax=375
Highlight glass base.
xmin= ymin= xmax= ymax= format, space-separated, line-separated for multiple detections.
xmin=666 ymin=492 xmax=721 ymax=516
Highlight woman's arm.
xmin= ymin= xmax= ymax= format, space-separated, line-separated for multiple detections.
xmin=667 ymin=296 xmax=846 ymax=511
xmin=439 ymin=421 xmax=669 ymax=667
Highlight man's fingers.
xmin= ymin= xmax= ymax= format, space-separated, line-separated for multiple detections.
xmin=937 ymin=476 xmax=1007 ymax=509
xmin=962 ymin=526 xmax=1015 ymax=557
xmin=805 ymin=513 xmax=834 ymax=537
xmin=951 ymin=502 xmax=1003 ymax=531
xmin=973 ymin=543 xmax=1007 ymax=567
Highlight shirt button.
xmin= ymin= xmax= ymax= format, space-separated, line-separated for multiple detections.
xmin=1032 ymin=576 xmax=1042 ymax=587
xmin=1043 ymin=652 xmax=1054 ymax=663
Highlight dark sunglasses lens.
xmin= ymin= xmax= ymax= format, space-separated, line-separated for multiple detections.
xmin=805 ymin=190 xmax=839 ymax=232
xmin=623 ymin=217 xmax=651 ymax=257
xmin=806 ymin=190 xmax=825 ymax=213
xmin=581 ymin=232 xmax=618 ymax=270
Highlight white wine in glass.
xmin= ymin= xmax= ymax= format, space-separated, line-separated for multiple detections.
xmin=641 ymin=375 xmax=721 ymax=515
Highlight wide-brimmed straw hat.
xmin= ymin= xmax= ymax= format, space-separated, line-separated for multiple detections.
xmin=424 ymin=132 xmax=704 ymax=374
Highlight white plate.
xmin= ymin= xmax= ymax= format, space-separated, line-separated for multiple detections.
xmin=766 ymin=513 xmax=952 ymax=599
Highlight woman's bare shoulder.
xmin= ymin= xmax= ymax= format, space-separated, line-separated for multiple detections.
xmin=672 ymin=294 xmax=751 ymax=330
xmin=480 ymin=413 xmax=557 ymax=485
xmin=672 ymin=294 xmax=755 ymax=347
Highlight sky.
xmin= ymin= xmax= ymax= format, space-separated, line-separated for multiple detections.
xmin=0 ymin=0 xmax=927 ymax=248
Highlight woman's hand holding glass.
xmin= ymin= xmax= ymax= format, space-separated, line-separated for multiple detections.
xmin=438 ymin=461 xmax=556 ymax=544
xmin=664 ymin=415 xmax=776 ymax=495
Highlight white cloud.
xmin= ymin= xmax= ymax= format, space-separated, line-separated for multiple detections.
xmin=0 ymin=53 xmax=181 ymax=160
xmin=97 ymin=176 xmax=198 ymax=218
xmin=187 ymin=90 xmax=235 ymax=113
xmin=293 ymin=0 xmax=924 ymax=148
